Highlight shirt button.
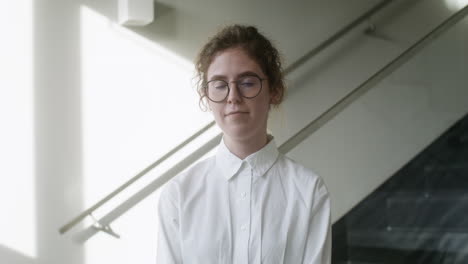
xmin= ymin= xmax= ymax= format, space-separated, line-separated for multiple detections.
xmin=241 ymin=192 xmax=246 ymax=198
xmin=240 ymin=224 xmax=247 ymax=231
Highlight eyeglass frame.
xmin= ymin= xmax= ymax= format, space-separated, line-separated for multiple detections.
xmin=204 ymin=74 xmax=267 ymax=103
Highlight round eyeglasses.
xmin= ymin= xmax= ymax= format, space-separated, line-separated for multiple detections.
xmin=205 ymin=75 xmax=266 ymax=103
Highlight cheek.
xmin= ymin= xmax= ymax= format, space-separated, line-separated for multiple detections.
xmin=208 ymin=103 xmax=223 ymax=120
xmin=256 ymin=96 xmax=272 ymax=116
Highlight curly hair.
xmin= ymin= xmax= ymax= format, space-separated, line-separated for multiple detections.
xmin=195 ymin=24 xmax=286 ymax=111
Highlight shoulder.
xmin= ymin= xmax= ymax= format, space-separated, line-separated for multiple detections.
xmin=160 ymin=155 xmax=215 ymax=201
xmin=173 ymin=156 xmax=215 ymax=186
xmin=275 ymin=154 xmax=329 ymax=207
xmin=276 ymin=154 xmax=323 ymax=185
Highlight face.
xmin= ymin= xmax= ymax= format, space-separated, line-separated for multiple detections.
xmin=206 ymin=47 xmax=272 ymax=142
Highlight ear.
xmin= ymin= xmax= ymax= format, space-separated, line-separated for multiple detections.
xmin=269 ymin=88 xmax=282 ymax=105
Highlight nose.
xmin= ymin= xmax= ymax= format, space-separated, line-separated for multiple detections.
xmin=226 ymin=82 xmax=242 ymax=104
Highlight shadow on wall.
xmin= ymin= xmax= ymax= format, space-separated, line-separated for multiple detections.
xmin=34 ymin=0 xmax=84 ymax=264
xmin=0 ymin=245 xmax=34 ymax=264
xmin=78 ymin=0 xmax=195 ymax=60
xmin=126 ymin=3 xmax=178 ymax=48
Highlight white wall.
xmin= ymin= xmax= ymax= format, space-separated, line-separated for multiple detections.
xmin=34 ymin=1 xmax=84 ymax=263
xmin=270 ymin=0 xmax=468 ymax=222
xmin=0 ymin=1 xmax=35 ymax=263
xmin=1 ymin=0 xmax=467 ymax=263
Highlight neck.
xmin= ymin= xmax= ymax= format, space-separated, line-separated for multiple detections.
xmin=223 ymin=133 xmax=269 ymax=160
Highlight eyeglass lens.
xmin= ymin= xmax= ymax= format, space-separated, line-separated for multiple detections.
xmin=206 ymin=76 xmax=262 ymax=102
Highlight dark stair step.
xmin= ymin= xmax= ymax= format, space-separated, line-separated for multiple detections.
xmin=346 ymin=191 xmax=468 ymax=230
xmin=385 ymin=191 xmax=468 ymax=230
xmin=348 ymin=228 xmax=468 ymax=253
xmin=335 ymin=261 xmax=382 ymax=264
xmin=347 ymin=245 xmax=458 ymax=264
xmin=384 ymin=163 xmax=468 ymax=192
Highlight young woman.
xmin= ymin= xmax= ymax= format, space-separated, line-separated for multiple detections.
xmin=157 ymin=25 xmax=331 ymax=264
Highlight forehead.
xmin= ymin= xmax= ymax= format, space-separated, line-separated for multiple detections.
xmin=206 ymin=48 xmax=264 ymax=80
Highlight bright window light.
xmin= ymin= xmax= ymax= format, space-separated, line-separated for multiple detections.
xmin=444 ymin=0 xmax=468 ymax=11
xmin=0 ymin=0 xmax=36 ymax=259
xmin=80 ymin=6 xmax=212 ymax=263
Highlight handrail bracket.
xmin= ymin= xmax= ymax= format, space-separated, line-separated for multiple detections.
xmin=89 ymin=213 xmax=121 ymax=239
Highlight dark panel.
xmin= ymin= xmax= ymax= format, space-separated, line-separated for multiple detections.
xmin=332 ymin=113 xmax=468 ymax=264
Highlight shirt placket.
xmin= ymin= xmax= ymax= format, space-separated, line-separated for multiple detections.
xmin=237 ymin=162 xmax=252 ymax=264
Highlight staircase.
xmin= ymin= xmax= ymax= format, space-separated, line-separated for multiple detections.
xmin=332 ymin=113 xmax=468 ymax=263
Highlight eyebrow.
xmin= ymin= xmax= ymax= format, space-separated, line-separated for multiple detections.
xmin=208 ymin=71 xmax=262 ymax=81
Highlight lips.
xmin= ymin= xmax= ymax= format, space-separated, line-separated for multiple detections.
xmin=225 ymin=111 xmax=249 ymax=116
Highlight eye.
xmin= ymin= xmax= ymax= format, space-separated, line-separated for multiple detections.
xmin=240 ymin=81 xmax=255 ymax=88
xmin=238 ymin=76 xmax=259 ymax=88
xmin=209 ymin=80 xmax=228 ymax=90
xmin=215 ymin=84 xmax=227 ymax=89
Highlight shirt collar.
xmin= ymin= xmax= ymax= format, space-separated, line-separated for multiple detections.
xmin=215 ymin=135 xmax=279 ymax=181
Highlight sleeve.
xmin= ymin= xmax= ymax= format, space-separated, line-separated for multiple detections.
xmin=156 ymin=183 xmax=183 ymax=264
xmin=302 ymin=177 xmax=332 ymax=264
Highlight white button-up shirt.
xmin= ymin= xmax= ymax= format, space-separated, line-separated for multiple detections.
xmin=157 ymin=136 xmax=331 ymax=264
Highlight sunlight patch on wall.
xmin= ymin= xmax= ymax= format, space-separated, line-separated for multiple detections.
xmin=80 ymin=6 xmax=212 ymax=263
xmin=0 ymin=0 xmax=36 ymax=258
xmin=444 ymin=0 xmax=468 ymax=11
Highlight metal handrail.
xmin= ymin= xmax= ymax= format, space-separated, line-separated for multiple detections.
xmin=283 ymin=0 xmax=393 ymax=75
xmin=59 ymin=0 xmax=394 ymax=236
xmin=279 ymin=4 xmax=468 ymax=153
xmin=59 ymin=121 xmax=214 ymax=234
xmin=71 ymin=3 xmax=468 ymax=242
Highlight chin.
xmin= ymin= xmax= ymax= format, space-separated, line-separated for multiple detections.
xmin=223 ymin=126 xmax=264 ymax=140
xmin=223 ymin=125 xmax=254 ymax=140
